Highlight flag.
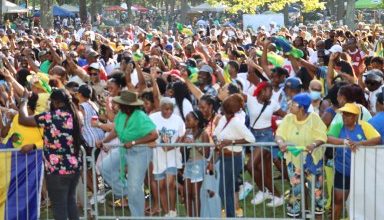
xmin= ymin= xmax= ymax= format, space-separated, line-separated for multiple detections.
xmin=255 ymin=50 xmax=285 ymax=67
xmin=375 ymin=41 xmax=383 ymax=57
xmin=223 ymin=65 xmax=231 ymax=83
xmin=0 ymin=150 xmax=43 ymax=220
xmin=176 ymin=23 xmax=194 ymax=36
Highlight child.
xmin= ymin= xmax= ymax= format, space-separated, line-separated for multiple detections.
xmin=182 ymin=110 xmax=210 ymax=217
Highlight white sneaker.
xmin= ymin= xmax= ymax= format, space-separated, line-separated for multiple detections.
xmin=266 ymin=196 xmax=284 ymax=207
xmin=251 ymin=190 xmax=271 ymax=205
xmin=89 ymin=191 xmax=106 ymax=205
xmin=165 ymin=210 xmax=177 ymax=217
xmin=239 ymin=182 xmax=254 ymax=200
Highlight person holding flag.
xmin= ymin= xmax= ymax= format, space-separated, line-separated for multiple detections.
xmin=275 ymin=93 xmax=328 ymax=217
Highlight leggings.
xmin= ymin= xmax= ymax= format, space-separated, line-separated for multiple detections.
xmin=46 ymin=172 xmax=80 ymax=220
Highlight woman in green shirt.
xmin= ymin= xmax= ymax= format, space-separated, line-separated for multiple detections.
xmin=97 ymin=90 xmax=158 ymax=217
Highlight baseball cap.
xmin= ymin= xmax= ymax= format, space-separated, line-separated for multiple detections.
xmin=337 ymin=103 xmax=361 ymax=115
xmin=165 ymin=44 xmax=173 ymax=51
xmin=87 ymin=49 xmax=99 ymax=58
xmin=89 ymin=62 xmax=100 ymax=70
xmin=363 ymin=69 xmax=384 ymax=83
xmin=328 ymin=44 xmax=343 ymax=54
xmin=199 ymin=65 xmax=213 ymax=74
xmin=284 ymin=77 xmax=302 ymax=90
xmin=292 ymin=93 xmax=312 ymax=112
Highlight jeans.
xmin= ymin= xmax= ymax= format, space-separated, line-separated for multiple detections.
xmin=45 ymin=172 xmax=80 ymax=220
xmin=218 ymin=154 xmax=243 ymax=217
xmin=101 ymin=146 xmax=152 ymax=217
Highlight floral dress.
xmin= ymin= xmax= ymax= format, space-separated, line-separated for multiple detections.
xmin=35 ymin=109 xmax=82 ymax=175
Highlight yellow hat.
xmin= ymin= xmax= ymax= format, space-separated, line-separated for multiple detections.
xmin=337 ymin=103 xmax=360 ymax=115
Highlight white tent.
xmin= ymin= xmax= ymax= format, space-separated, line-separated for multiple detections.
xmin=60 ymin=4 xmax=79 ymax=13
xmin=2 ymin=0 xmax=28 ymax=13
xmin=189 ymin=3 xmax=228 ymax=12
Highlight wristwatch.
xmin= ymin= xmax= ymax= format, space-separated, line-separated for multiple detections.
xmin=131 ymin=141 xmax=136 ymax=146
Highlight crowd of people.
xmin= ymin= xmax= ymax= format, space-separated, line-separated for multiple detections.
xmin=0 ymin=15 xmax=383 ymax=220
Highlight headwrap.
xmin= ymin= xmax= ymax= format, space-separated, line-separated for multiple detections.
xmin=253 ymin=81 xmax=270 ymax=97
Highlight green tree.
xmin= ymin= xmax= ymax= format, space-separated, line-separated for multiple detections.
xmin=207 ymin=0 xmax=325 ymax=13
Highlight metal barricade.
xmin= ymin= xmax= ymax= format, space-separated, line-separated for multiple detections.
xmin=86 ymin=143 xmax=384 ymax=220
xmin=0 ymin=147 xmax=88 ymax=220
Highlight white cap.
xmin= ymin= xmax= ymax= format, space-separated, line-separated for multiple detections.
xmin=89 ymin=62 xmax=100 ymax=70
xmin=328 ymin=44 xmax=343 ymax=54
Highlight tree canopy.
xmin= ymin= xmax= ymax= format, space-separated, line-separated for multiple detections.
xmin=207 ymin=0 xmax=325 ymax=13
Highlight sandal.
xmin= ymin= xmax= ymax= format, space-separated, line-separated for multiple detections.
xmin=109 ymin=199 xmax=128 ymax=208
xmin=145 ymin=207 xmax=162 ymax=216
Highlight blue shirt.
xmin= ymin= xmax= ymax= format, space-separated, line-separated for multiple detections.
xmin=335 ymin=124 xmax=367 ymax=176
xmin=369 ymin=112 xmax=384 ymax=144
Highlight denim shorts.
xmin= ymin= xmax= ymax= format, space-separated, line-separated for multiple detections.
xmin=250 ymin=127 xmax=279 ymax=159
xmin=153 ymin=167 xmax=178 ymax=181
xmin=184 ymin=159 xmax=206 ymax=183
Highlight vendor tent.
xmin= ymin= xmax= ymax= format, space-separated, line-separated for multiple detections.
xmin=189 ymin=3 xmax=228 ymax=12
xmin=2 ymin=0 xmax=28 ymax=13
xmin=355 ymin=0 xmax=383 ymax=9
xmin=60 ymin=4 xmax=79 ymax=13
xmin=34 ymin=5 xmax=75 ymax=17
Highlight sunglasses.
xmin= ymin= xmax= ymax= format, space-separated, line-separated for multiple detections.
xmin=89 ymin=72 xmax=99 ymax=76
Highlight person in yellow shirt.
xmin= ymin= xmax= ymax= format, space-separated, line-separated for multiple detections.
xmin=275 ymin=93 xmax=328 ymax=217
xmin=2 ymin=93 xmax=44 ymax=152
xmin=0 ymin=29 xmax=9 ymax=45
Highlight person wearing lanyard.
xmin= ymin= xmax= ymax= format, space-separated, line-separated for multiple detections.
xmin=327 ymin=103 xmax=380 ymax=220
xmin=213 ymin=94 xmax=255 ymax=217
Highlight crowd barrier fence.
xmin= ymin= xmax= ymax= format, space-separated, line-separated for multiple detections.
xmin=1 ymin=143 xmax=383 ymax=220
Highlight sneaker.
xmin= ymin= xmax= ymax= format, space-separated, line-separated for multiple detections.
xmin=239 ymin=182 xmax=254 ymax=200
xmin=164 ymin=210 xmax=177 ymax=217
xmin=89 ymin=191 xmax=106 ymax=205
xmin=251 ymin=190 xmax=272 ymax=205
xmin=236 ymin=208 xmax=244 ymax=217
xmin=221 ymin=209 xmax=226 ymax=218
xmin=266 ymin=196 xmax=284 ymax=207
xmin=286 ymin=203 xmax=301 ymax=217
xmin=315 ymin=206 xmax=325 ymax=215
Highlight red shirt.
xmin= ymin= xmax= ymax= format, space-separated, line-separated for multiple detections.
xmin=348 ymin=49 xmax=364 ymax=77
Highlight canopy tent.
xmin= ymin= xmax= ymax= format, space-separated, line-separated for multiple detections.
xmin=2 ymin=0 xmax=28 ymax=13
xmin=355 ymin=0 xmax=383 ymax=8
xmin=105 ymin=5 xmax=126 ymax=12
xmin=60 ymin=4 xmax=79 ymax=13
xmin=34 ymin=5 xmax=75 ymax=17
xmin=189 ymin=3 xmax=228 ymax=12
xmin=120 ymin=3 xmax=149 ymax=12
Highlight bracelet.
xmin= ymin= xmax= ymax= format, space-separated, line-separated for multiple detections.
xmin=343 ymin=139 xmax=349 ymax=145
xmin=232 ymin=140 xmax=236 ymax=145
xmin=312 ymin=142 xmax=317 ymax=148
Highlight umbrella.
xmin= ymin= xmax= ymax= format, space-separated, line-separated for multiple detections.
xmin=105 ymin=5 xmax=127 ymax=12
